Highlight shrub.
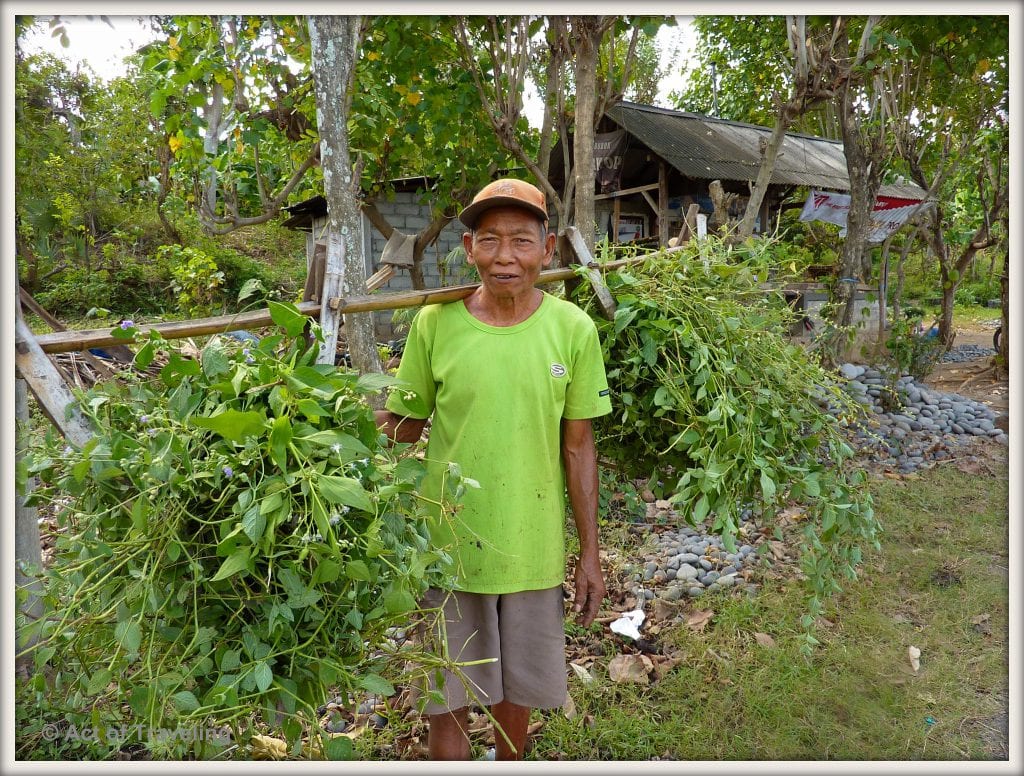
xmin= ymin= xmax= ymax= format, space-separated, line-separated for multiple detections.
xmin=18 ymin=305 xmax=465 ymax=759
xmin=576 ymin=238 xmax=880 ymax=650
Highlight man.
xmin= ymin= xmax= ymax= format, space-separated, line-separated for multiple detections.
xmin=374 ymin=178 xmax=612 ymax=760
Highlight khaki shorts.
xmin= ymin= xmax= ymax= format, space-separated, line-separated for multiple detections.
xmin=415 ymin=586 xmax=568 ymax=714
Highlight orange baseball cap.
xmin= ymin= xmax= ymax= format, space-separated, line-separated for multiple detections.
xmin=459 ymin=178 xmax=549 ymax=229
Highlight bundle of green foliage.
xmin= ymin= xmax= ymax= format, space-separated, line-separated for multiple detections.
xmin=576 ymin=239 xmax=881 ymax=650
xmin=18 ymin=303 xmax=466 ymax=759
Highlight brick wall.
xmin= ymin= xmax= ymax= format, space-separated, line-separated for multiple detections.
xmin=366 ymin=192 xmax=475 ymax=341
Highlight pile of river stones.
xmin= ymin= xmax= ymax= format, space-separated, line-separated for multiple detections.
xmin=623 ymin=359 xmax=1008 ymax=606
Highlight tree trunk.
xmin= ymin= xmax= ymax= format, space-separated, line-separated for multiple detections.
xmin=737 ymin=120 xmax=789 ymax=240
xmin=571 ymin=17 xmax=603 ymax=257
xmin=202 ymin=80 xmax=226 ymax=224
xmin=308 ymin=15 xmax=383 ymax=379
xmin=834 ymin=78 xmax=884 ymax=330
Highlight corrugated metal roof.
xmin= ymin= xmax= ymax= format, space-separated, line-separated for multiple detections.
xmin=607 ymin=102 xmax=927 ymax=199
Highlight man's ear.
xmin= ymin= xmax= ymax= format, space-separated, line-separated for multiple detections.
xmin=462 ymin=231 xmax=475 ymax=265
xmin=542 ymin=230 xmax=556 ymax=266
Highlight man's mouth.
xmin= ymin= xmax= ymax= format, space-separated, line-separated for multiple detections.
xmin=492 ymin=274 xmax=518 ymax=280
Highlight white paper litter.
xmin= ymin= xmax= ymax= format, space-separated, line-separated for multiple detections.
xmin=609 ymin=608 xmax=646 ymax=640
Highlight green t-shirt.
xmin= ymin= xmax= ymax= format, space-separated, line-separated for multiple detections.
xmin=385 ymin=292 xmax=612 ymax=594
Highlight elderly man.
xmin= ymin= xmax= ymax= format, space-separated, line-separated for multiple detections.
xmin=375 ymin=178 xmax=611 ymax=760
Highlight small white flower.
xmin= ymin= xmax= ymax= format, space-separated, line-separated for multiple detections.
xmin=301 ymin=533 xmax=311 ymax=544
xmin=330 ymin=443 xmax=342 ymax=455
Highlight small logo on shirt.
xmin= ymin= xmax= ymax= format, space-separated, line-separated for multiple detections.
xmin=550 ymin=363 xmax=567 ymax=378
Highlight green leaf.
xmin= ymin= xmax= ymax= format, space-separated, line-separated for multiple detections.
xmin=693 ymin=494 xmax=710 ymax=523
xmin=320 ymin=475 xmax=373 ymax=513
xmin=760 ymin=469 xmax=776 ymax=502
xmin=190 ymin=409 xmax=266 ymax=443
xmin=358 ymin=673 xmax=395 ymax=697
xmin=220 ymin=649 xmax=241 ymax=672
xmin=149 ymin=90 xmax=167 ymax=118
xmin=86 ymin=668 xmax=113 ymax=695
xmin=253 ymin=661 xmax=274 ymax=693
xmin=269 ymin=415 xmax=293 ymax=470
xmin=300 ymin=430 xmax=371 ymax=458
xmin=202 ymin=344 xmax=231 ymax=378
xmin=160 ymin=352 xmax=202 ymax=386
xmin=241 ymin=507 xmax=266 ymax=543
xmin=268 ymin=301 xmax=308 ymax=337
xmin=312 ymin=558 xmax=342 ymax=585
xmin=297 ymin=398 xmax=331 ymax=419
xmin=134 ymin=342 xmax=156 ymax=370
xmin=324 ymin=736 xmax=354 ymax=761
xmin=382 ymin=585 xmax=416 ymax=614
xmin=172 ymin=690 xmax=201 ymax=712
xmin=355 ymin=372 xmax=402 ymax=393
xmin=210 ymin=548 xmax=252 ymax=582
xmin=345 ymin=560 xmax=374 ymax=582
xmin=115 ymin=620 xmax=142 ymax=654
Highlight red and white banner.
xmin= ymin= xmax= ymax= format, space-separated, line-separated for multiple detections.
xmin=799 ymin=190 xmax=928 ymax=244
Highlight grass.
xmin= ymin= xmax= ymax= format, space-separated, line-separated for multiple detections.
xmin=349 ymin=453 xmax=1009 ymax=762
xmin=524 ymin=460 xmax=1009 ymax=761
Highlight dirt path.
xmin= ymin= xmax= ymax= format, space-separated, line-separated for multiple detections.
xmin=921 ymin=323 xmax=1008 ymax=418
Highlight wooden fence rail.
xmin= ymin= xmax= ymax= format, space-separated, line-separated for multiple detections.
xmin=32 ymin=257 xmax=644 ymax=355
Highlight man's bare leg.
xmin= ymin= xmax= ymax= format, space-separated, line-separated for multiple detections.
xmin=491 ymin=700 xmax=531 ymax=760
xmin=428 ymin=708 xmax=471 ymax=760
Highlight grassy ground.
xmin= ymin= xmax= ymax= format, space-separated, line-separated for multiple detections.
xmin=351 ymin=445 xmax=1010 ymax=762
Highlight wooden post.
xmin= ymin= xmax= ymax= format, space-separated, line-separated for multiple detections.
xmin=561 ymin=226 xmax=617 ymax=320
xmin=14 ymin=305 xmax=93 ymax=448
xmin=612 ymin=196 xmax=621 ymax=243
xmin=15 ymin=378 xmax=44 ymax=667
xmin=316 ymin=221 xmax=349 ymax=366
xmin=658 ymin=162 xmax=669 ymax=247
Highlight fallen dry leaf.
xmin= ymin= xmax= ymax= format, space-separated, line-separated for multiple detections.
xmin=686 ymin=609 xmax=714 ymax=632
xmin=251 ymin=734 xmax=288 ymax=760
xmin=908 ymin=645 xmax=922 ymax=673
xmin=970 ymin=613 xmax=992 ymax=636
xmin=753 ymin=632 xmax=776 ymax=648
xmin=652 ymin=598 xmax=681 ymax=622
xmin=569 ymin=662 xmax=596 ymax=685
xmin=563 ymin=695 xmax=577 ymax=720
xmin=608 ymin=653 xmax=652 ymax=684
xmin=649 ymin=654 xmax=682 ymax=681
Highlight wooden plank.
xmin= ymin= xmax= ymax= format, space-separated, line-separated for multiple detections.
xmin=19 ymin=286 xmax=124 ymax=376
xmin=639 ymin=188 xmax=658 ymax=215
xmin=561 ymin=226 xmax=618 ymax=320
xmin=658 ymin=162 xmax=669 ymax=246
xmin=365 ymin=263 xmax=396 ymax=292
xmin=673 ymin=203 xmax=700 ymax=245
xmin=594 ymin=182 xmax=660 ymax=201
xmin=613 ymin=197 xmax=621 ymax=243
xmin=15 ymin=311 xmax=93 ymax=447
xmin=316 ymin=227 xmax=347 ymax=365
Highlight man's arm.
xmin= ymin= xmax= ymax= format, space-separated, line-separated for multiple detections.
xmin=374 ymin=410 xmax=428 ymax=444
xmin=561 ymin=417 xmax=606 ymax=627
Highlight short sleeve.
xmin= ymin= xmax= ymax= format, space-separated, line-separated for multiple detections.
xmin=563 ymin=316 xmax=612 ymax=420
xmin=384 ymin=307 xmax=437 ymax=419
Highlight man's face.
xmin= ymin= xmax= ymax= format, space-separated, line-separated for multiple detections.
xmin=463 ymin=207 xmax=555 ymax=301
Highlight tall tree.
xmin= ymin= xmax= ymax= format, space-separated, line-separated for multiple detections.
xmin=456 ymin=15 xmax=670 ymax=260
xmin=735 ymin=16 xmax=849 ymax=240
xmin=307 ymin=15 xmax=382 ymax=375
xmin=882 ymin=16 xmax=1009 ymax=352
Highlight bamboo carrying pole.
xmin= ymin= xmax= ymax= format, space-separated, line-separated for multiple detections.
xmin=33 ymin=257 xmax=646 ymax=355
